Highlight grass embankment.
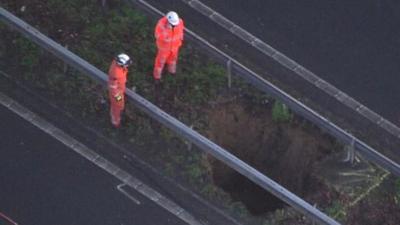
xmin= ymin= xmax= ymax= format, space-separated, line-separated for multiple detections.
xmin=0 ymin=0 xmax=269 ymax=223
xmin=0 ymin=1 xmax=372 ymax=224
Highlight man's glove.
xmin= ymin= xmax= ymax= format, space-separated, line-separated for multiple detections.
xmin=114 ymin=94 xmax=123 ymax=102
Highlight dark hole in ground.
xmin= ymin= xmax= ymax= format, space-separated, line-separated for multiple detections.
xmin=207 ymin=98 xmax=337 ymax=215
xmin=216 ymin=170 xmax=287 ymax=213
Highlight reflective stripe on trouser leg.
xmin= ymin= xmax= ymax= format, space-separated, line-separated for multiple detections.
xmin=167 ymin=50 xmax=178 ymax=74
xmin=110 ymin=109 xmax=120 ymax=126
xmin=153 ymin=67 xmax=163 ymax=80
xmin=110 ymin=95 xmax=124 ymax=127
xmin=167 ymin=62 xmax=176 ymax=74
xmin=153 ymin=50 xmax=168 ymax=80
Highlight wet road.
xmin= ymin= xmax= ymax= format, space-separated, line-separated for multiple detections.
xmin=200 ymin=0 xmax=400 ymax=123
xmin=0 ymin=104 xmax=185 ymax=225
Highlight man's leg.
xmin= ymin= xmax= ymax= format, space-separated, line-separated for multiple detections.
xmin=153 ymin=49 xmax=169 ymax=80
xmin=110 ymin=95 xmax=124 ymax=127
xmin=167 ymin=50 xmax=179 ymax=75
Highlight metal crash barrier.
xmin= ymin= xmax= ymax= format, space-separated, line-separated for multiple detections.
xmin=182 ymin=0 xmax=400 ymax=140
xmin=125 ymin=0 xmax=400 ymax=178
xmin=0 ymin=7 xmax=339 ymax=225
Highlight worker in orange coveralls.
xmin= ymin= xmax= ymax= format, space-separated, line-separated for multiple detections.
xmin=153 ymin=11 xmax=185 ymax=82
xmin=108 ymin=53 xmax=132 ymax=128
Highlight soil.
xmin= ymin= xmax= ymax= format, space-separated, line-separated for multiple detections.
xmin=347 ymin=197 xmax=400 ymax=225
xmin=206 ymin=97 xmax=338 ymax=215
xmin=345 ymin=177 xmax=400 ymax=225
xmin=3 ymin=1 xmax=400 ymax=224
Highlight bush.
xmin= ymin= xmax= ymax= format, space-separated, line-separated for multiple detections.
xmin=272 ymin=100 xmax=292 ymax=123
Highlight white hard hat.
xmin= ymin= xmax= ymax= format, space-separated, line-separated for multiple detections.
xmin=166 ymin=11 xmax=180 ymax=26
xmin=116 ymin=53 xmax=132 ymax=67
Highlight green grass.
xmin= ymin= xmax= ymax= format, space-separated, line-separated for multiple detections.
xmin=14 ymin=37 xmax=40 ymax=70
xmin=0 ymin=1 xmax=330 ymax=224
xmin=326 ymin=200 xmax=346 ymax=221
xmin=272 ymin=100 xmax=292 ymax=123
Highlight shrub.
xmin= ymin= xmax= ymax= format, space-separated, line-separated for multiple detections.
xmin=272 ymin=100 xmax=292 ymax=123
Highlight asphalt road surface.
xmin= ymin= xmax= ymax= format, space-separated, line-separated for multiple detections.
xmin=200 ymin=0 xmax=400 ymax=123
xmin=0 ymin=104 xmax=186 ymax=225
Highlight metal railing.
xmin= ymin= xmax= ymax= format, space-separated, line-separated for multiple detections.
xmin=0 ymin=7 xmax=339 ymax=225
xmin=182 ymin=0 xmax=400 ymax=140
xmin=125 ymin=0 xmax=400 ymax=178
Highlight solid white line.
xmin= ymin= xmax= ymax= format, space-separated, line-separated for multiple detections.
xmin=0 ymin=212 xmax=18 ymax=225
xmin=0 ymin=92 xmax=204 ymax=225
xmin=182 ymin=0 xmax=400 ymax=139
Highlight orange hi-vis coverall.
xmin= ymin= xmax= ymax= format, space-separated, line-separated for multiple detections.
xmin=108 ymin=60 xmax=128 ymax=127
xmin=153 ymin=16 xmax=185 ymax=80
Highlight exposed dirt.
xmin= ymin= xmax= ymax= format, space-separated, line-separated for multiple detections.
xmin=347 ymin=197 xmax=400 ymax=225
xmin=345 ymin=177 xmax=400 ymax=225
xmin=206 ymin=97 xmax=338 ymax=215
xmin=4 ymin=1 xmax=400 ymax=224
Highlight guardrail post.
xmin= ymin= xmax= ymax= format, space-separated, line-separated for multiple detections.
xmin=101 ymin=0 xmax=107 ymax=8
xmin=343 ymin=138 xmax=356 ymax=164
xmin=0 ymin=6 xmax=344 ymax=224
xmin=227 ymin=59 xmax=232 ymax=88
xmin=63 ymin=45 xmax=68 ymax=73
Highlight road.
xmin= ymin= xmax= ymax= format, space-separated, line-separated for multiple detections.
xmin=200 ymin=0 xmax=400 ymax=123
xmin=143 ymin=0 xmax=400 ymax=126
xmin=0 ymin=104 xmax=186 ymax=225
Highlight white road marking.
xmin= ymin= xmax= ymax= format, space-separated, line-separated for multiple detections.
xmin=0 ymin=211 xmax=18 ymax=225
xmin=183 ymin=0 xmax=400 ymax=139
xmin=0 ymin=92 xmax=204 ymax=225
xmin=117 ymin=183 xmax=141 ymax=205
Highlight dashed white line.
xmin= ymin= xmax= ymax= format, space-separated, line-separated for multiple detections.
xmin=117 ymin=183 xmax=141 ymax=205
xmin=0 ymin=91 xmax=204 ymax=225
xmin=182 ymin=0 xmax=400 ymax=140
